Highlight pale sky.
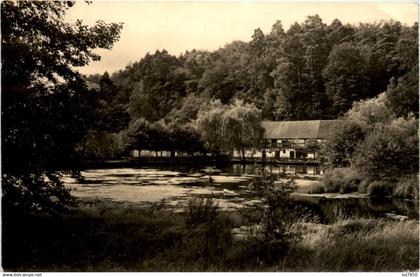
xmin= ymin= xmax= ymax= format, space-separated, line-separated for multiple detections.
xmin=65 ymin=1 xmax=419 ymax=75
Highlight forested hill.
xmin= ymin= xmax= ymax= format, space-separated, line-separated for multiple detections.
xmin=87 ymin=15 xmax=418 ymax=121
xmin=83 ymin=15 xmax=418 ymax=158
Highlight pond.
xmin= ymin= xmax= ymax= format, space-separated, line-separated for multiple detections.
xmin=63 ymin=164 xmax=418 ymax=223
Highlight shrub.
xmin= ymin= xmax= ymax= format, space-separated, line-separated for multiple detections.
xmin=345 ymin=92 xmax=395 ymax=128
xmin=185 ymin=196 xmax=220 ymax=227
xmin=180 ymin=196 xmax=234 ymax=270
xmin=352 ymin=117 xmax=418 ymax=180
xmin=322 ymin=168 xmax=361 ymax=194
xmin=333 ymin=218 xmax=384 ymax=236
xmin=357 ymin=178 xmax=371 ymax=194
xmin=236 ymin=176 xmax=301 ymax=266
xmin=178 ymin=216 xmax=234 ymax=270
xmin=228 ymin=238 xmax=288 ymax=268
xmin=393 ymin=175 xmax=419 ymax=200
xmin=309 ymin=182 xmax=325 ymax=194
xmin=253 ymin=177 xmax=298 ymax=243
xmin=322 ymin=169 xmax=341 ymax=192
xmin=2 ymin=172 xmax=74 ymax=216
xmin=83 ymin=130 xmax=126 ymax=159
xmin=321 ymin=121 xmax=365 ymax=168
xmin=285 ymin=219 xmax=420 ymax=271
xmin=367 ymin=181 xmax=393 ymax=198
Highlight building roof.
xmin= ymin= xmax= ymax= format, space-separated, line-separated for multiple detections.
xmin=261 ymin=120 xmax=340 ymax=139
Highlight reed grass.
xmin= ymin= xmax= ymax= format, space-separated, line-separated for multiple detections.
xmin=3 ymin=200 xmax=419 ymax=272
xmin=321 ymin=168 xmax=361 ymax=194
xmin=277 ymin=218 xmax=419 ymax=271
xmin=317 ymin=168 xmax=418 ymax=200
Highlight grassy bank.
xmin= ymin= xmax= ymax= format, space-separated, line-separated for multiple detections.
xmin=310 ymin=168 xmax=419 ymax=200
xmin=2 ymin=199 xmax=418 ymax=271
xmin=278 ymin=218 xmax=419 ymax=271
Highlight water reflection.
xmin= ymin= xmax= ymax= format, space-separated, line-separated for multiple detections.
xmin=229 ymin=164 xmax=322 ymax=176
xmin=292 ymin=195 xmax=419 ymax=223
xmin=118 ymin=163 xmax=323 ymax=177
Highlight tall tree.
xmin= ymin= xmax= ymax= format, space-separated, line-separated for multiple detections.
xmin=269 ymin=22 xmax=308 ymax=120
xmin=1 ymin=1 xmax=122 ymax=213
xmin=194 ymin=100 xmax=227 ymax=155
xmin=323 ymin=42 xmax=370 ymax=116
xmin=301 ymin=15 xmax=330 ymax=118
xmin=326 ymin=19 xmax=355 ymax=46
xmin=322 ymin=121 xmax=366 ymax=168
xmin=222 ymin=100 xmax=265 ymax=160
xmin=194 ymin=100 xmax=264 ymax=158
xmin=95 ymin=72 xmax=130 ymax=132
xmin=385 ymin=64 xmax=419 ymax=118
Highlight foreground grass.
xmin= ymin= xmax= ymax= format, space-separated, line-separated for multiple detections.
xmin=279 ymin=218 xmax=419 ymax=271
xmin=2 ymin=200 xmax=419 ymax=271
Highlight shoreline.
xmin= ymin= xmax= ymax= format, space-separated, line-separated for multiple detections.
xmin=78 ymin=157 xmax=322 ymax=169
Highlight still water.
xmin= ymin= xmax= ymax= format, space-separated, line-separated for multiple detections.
xmin=63 ymin=164 xmax=418 ymax=223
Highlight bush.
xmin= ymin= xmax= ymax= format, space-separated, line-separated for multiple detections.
xmin=352 ymin=117 xmax=418 ymax=180
xmin=83 ymin=130 xmax=126 ymax=159
xmin=357 ymin=178 xmax=371 ymax=194
xmin=253 ymin=177 xmax=298 ymax=243
xmin=236 ymin=176 xmax=302 ymax=266
xmin=393 ymin=175 xmax=419 ymax=200
xmin=358 ymin=175 xmax=418 ymax=200
xmin=321 ymin=121 xmax=365 ymax=168
xmin=180 ymin=196 xmax=234 ymax=270
xmin=309 ymin=182 xmax=325 ymax=194
xmin=185 ymin=197 xmax=220 ymax=227
xmin=2 ymin=172 xmax=74 ymax=216
xmin=367 ymin=181 xmax=393 ymax=198
xmin=2 ymin=200 xmax=181 ymax=271
xmin=228 ymin=238 xmax=288 ymax=268
xmin=282 ymin=219 xmax=419 ymax=271
xmin=345 ymin=92 xmax=395 ymax=128
xmin=322 ymin=168 xmax=361 ymax=194
xmin=333 ymin=218 xmax=384 ymax=236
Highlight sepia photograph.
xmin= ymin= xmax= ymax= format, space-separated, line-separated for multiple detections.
xmin=1 ymin=0 xmax=419 ymax=272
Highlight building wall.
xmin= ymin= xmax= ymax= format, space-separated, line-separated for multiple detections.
xmin=140 ymin=150 xmax=155 ymax=157
xmin=265 ymin=150 xmax=276 ymax=158
xmin=233 ymin=149 xmax=264 ymax=158
xmin=306 ymin=153 xmax=315 ymax=159
xmin=262 ymin=137 xmax=324 ymax=160
xmin=131 ymin=150 xmax=172 ymax=158
xmin=233 ymin=148 xmax=319 ymax=160
xmin=279 ymin=149 xmax=295 ymax=159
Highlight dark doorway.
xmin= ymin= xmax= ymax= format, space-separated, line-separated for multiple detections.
xmin=290 ymin=151 xmax=295 ymax=159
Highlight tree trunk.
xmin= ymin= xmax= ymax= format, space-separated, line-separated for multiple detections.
xmin=81 ymin=137 xmax=87 ymax=159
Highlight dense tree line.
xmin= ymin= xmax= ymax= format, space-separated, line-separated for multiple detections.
xmin=83 ymin=15 xmax=418 ymax=158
